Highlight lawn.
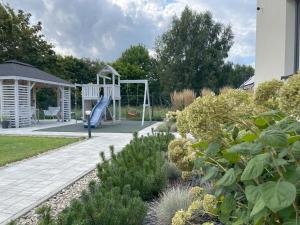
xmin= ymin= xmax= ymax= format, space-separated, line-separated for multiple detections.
xmin=0 ymin=136 xmax=81 ymax=166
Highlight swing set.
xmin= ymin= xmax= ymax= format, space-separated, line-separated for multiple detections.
xmin=76 ymin=65 xmax=151 ymax=127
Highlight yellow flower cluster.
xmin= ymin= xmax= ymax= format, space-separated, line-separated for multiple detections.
xmin=168 ymin=138 xmax=196 ymax=172
xmin=171 ymin=188 xmax=218 ymax=225
xmin=171 ymin=209 xmax=192 ymax=225
xmin=203 ymin=194 xmax=218 ymax=215
xmin=166 ymin=110 xmax=180 ymax=122
xmin=177 ymin=89 xmax=254 ymax=142
xmin=202 ymin=223 xmax=214 ymax=225
xmin=254 ymin=79 xmax=283 ymax=110
xmin=189 ymin=186 xmax=205 ymax=198
xmin=279 ymin=73 xmax=300 ymax=118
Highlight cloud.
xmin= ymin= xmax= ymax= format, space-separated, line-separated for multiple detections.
xmin=5 ymin=0 xmax=256 ymax=65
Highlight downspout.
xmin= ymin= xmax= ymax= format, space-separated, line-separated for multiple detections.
xmin=295 ymin=0 xmax=300 ymax=73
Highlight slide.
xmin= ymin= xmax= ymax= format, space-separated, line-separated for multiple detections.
xmin=84 ymin=96 xmax=111 ymax=128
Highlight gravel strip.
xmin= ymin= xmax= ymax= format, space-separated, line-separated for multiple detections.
xmin=15 ymin=169 xmax=98 ymax=225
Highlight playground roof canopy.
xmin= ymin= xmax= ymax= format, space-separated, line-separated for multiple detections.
xmin=98 ymin=65 xmax=121 ymax=77
xmin=0 ymin=60 xmax=73 ymax=87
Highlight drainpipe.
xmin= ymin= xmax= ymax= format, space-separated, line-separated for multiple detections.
xmin=295 ymin=0 xmax=300 ymax=73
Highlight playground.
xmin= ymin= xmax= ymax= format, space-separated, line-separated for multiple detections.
xmin=0 ymin=62 xmax=154 ymax=131
xmin=36 ymin=120 xmax=155 ymax=133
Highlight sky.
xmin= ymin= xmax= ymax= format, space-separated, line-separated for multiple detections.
xmin=5 ymin=0 xmax=256 ymax=66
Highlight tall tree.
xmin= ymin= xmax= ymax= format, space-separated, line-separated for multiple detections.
xmin=156 ymin=7 xmax=234 ymax=94
xmin=0 ymin=3 xmax=56 ymax=69
xmin=112 ymin=45 xmax=159 ymax=105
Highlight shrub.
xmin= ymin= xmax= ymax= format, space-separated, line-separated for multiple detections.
xmin=156 ymin=123 xmax=170 ymax=132
xmin=97 ymin=133 xmax=174 ymax=200
xmin=52 ymin=184 xmax=146 ymax=225
xmin=279 ymin=73 xmax=300 ymax=118
xmin=151 ymin=186 xmax=193 ymax=225
xmin=36 ymin=133 xmax=174 ymax=225
xmin=190 ymin=111 xmax=300 ymax=224
xmin=177 ymin=89 xmax=254 ymax=142
xmin=170 ymin=89 xmax=196 ymax=110
xmin=168 ymin=138 xmax=195 ymax=172
xmin=254 ymin=79 xmax=283 ymax=110
xmin=164 ymin=161 xmax=182 ymax=181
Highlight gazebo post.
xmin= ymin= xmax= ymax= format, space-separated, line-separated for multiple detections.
xmin=0 ymin=80 xmax=2 ymax=121
xmin=57 ymin=87 xmax=61 ymax=121
xmin=14 ymin=79 xmax=19 ymax=128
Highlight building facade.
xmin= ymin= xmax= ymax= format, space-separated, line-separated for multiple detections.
xmin=255 ymin=0 xmax=299 ymax=86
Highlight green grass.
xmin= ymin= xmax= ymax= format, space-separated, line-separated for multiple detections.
xmin=0 ymin=136 xmax=82 ymax=166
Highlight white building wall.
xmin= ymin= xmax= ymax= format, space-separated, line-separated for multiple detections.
xmin=255 ymin=0 xmax=296 ymax=86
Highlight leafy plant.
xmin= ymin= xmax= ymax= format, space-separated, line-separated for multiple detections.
xmin=254 ymin=79 xmax=283 ymax=110
xmin=190 ymin=111 xmax=300 ymax=224
xmin=177 ymin=88 xmax=254 ymax=142
xmin=279 ymin=73 xmax=300 ymax=118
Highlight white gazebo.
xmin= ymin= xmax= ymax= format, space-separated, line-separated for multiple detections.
xmin=0 ymin=60 xmax=74 ymax=128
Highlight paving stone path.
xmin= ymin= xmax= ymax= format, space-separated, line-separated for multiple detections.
xmin=0 ymin=132 xmax=135 ymax=225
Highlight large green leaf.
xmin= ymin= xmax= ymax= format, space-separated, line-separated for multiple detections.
xmin=191 ymin=141 xmax=208 ymax=149
xmin=291 ymin=141 xmax=300 ymax=159
xmin=229 ymin=142 xmax=263 ymax=155
xmin=241 ymin=154 xmax=267 ymax=181
xmin=250 ymin=197 xmax=265 ymax=217
xmin=222 ymin=150 xmax=241 ymax=163
xmin=202 ymin=166 xmax=218 ymax=181
xmin=259 ymin=129 xmax=288 ymax=147
xmin=283 ymin=165 xmax=300 ymax=184
xmin=287 ymin=135 xmax=300 ymax=144
xmin=220 ymin=195 xmax=235 ymax=221
xmin=194 ymin=157 xmax=205 ymax=169
xmin=216 ymin=168 xmax=236 ymax=186
xmin=232 ymin=126 xmax=239 ymax=140
xmin=261 ymin=181 xmax=296 ymax=212
xmin=255 ymin=118 xmax=267 ymax=127
xmin=206 ymin=142 xmax=221 ymax=157
xmin=239 ymin=133 xmax=257 ymax=142
xmin=245 ymin=185 xmax=261 ymax=204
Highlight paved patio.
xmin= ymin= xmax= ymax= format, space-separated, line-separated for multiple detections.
xmin=0 ymin=121 xmax=160 ymax=225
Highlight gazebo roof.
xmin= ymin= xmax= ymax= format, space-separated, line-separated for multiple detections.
xmin=0 ymin=60 xmax=73 ymax=87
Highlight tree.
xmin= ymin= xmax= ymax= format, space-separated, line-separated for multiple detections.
xmin=156 ymin=7 xmax=234 ymax=94
xmin=112 ymin=45 xmax=159 ymax=105
xmin=221 ymin=63 xmax=254 ymax=89
xmin=0 ymin=3 xmax=56 ymax=69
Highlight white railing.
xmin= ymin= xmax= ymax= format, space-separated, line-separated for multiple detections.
xmin=82 ymin=84 xmax=121 ymax=100
xmin=82 ymin=84 xmax=100 ymax=99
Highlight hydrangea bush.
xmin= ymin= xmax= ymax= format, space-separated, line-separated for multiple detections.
xmin=279 ymin=73 xmax=300 ymax=118
xmin=254 ymin=79 xmax=283 ymax=110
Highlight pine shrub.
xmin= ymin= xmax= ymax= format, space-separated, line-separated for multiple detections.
xmin=36 ymin=132 xmax=174 ymax=225
xmin=97 ymin=132 xmax=174 ymax=200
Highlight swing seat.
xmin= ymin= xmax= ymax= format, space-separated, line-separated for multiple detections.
xmin=128 ymin=111 xmax=138 ymax=117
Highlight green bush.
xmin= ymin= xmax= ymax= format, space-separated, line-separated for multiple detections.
xmin=98 ymin=133 xmax=174 ymax=200
xmin=177 ymin=89 xmax=254 ymax=142
xmin=254 ymin=79 xmax=283 ymax=110
xmin=190 ymin=111 xmax=300 ymax=224
xmin=39 ymin=183 xmax=146 ymax=225
xmin=36 ymin=133 xmax=174 ymax=225
xmin=279 ymin=73 xmax=300 ymax=118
